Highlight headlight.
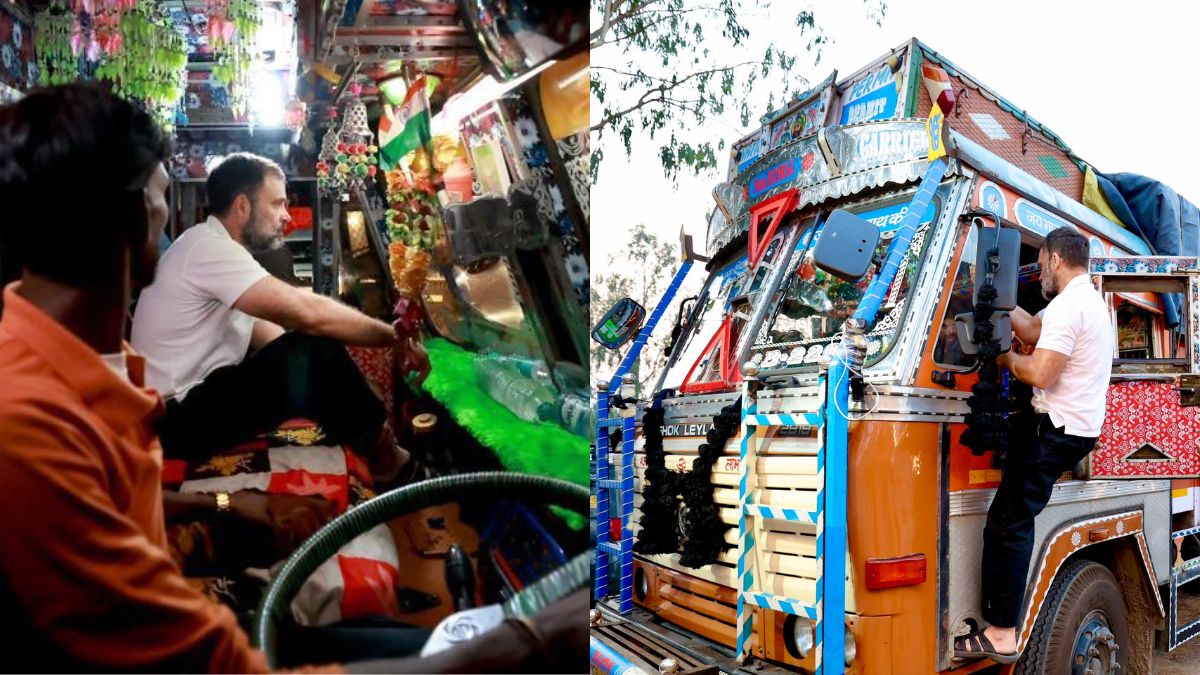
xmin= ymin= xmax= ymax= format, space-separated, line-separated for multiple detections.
xmin=845 ymin=624 xmax=857 ymax=666
xmin=634 ymin=567 xmax=649 ymax=601
xmin=783 ymin=615 xmax=815 ymax=659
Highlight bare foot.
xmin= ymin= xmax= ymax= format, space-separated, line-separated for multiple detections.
xmin=982 ymin=624 xmax=1017 ymax=655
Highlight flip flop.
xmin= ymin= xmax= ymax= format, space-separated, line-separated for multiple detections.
xmin=953 ymin=626 xmax=1019 ymax=664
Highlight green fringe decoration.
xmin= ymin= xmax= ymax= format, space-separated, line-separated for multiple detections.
xmin=419 ymin=338 xmax=588 ymax=530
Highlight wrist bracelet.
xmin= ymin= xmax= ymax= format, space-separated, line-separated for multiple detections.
xmin=504 ymin=616 xmax=554 ymax=669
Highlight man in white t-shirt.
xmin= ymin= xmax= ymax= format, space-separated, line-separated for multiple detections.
xmin=955 ymin=227 xmax=1114 ymax=663
xmin=132 ymin=153 xmax=430 ymax=484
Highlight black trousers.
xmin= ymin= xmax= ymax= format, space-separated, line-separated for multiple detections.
xmin=981 ymin=411 xmax=1097 ymax=627
xmin=156 ymin=332 xmax=388 ymax=461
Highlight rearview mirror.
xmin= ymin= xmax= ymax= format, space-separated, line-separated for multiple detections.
xmin=812 ymin=209 xmax=880 ymax=281
xmin=955 ymin=311 xmax=1013 ymax=355
xmin=592 ymin=298 xmax=647 ymax=350
xmin=974 ymin=226 xmax=1022 ymax=311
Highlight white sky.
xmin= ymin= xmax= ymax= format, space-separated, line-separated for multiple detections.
xmin=590 ymin=0 xmax=1200 ymax=266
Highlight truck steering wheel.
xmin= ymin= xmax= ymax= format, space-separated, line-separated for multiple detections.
xmin=253 ymin=471 xmax=589 ymax=668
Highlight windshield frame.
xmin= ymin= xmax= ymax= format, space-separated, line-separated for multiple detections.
xmin=735 ymin=177 xmax=970 ymax=382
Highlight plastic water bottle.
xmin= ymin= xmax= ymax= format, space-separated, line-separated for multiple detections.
xmin=556 ymin=392 xmax=594 ymax=437
xmin=474 ymin=357 xmax=558 ymax=424
xmin=479 ymin=349 xmax=552 ymax=383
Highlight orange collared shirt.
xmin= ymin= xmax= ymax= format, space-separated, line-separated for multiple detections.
xmin=0 ymin=282 xmax=277 ymax=673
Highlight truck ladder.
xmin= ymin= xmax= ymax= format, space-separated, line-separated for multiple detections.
xmin=594 ymin=259 xmax=695 ymax=613
xmin=735 ymin=370 xmax=844 ymax=672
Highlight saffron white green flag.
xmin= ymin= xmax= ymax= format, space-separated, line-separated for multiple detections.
xmin=378 ymin=76 xmax=431 ymax=170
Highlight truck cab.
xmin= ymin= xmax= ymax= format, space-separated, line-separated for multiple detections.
xmin=591 ymin=38 xmax=1200 ymax=675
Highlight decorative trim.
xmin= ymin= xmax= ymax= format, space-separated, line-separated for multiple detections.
xmin=1016 ymin=511 xmax=1151 ymax=651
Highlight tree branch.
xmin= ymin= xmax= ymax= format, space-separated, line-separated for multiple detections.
xmin=589 ymin=0 xmax=674 ymax=46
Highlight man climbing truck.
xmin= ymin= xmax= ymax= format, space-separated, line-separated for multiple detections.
xmin=590 ymin=39 xmax=1200 ymax=675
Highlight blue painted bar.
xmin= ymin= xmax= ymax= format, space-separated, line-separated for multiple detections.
xmin=619 ymin=415 xmax=636 ymax=614
xmin=855 ymin=158 xmax=948 ymax=322
xmin=822 ymin=359 xmax=849 ymax=675
xmin=593 ymin=385 xmax=612 ymax=603
xmin=593 ymin=258 xmax=696 ymax=615
xmin=608 ymin=260 xmax=694 ymax=388
xmin=590 ymin=636 xmax=651 ymax=675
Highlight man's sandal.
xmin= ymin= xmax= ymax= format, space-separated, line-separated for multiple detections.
xmin=953 ymin=627 xmax=1019 ymax=664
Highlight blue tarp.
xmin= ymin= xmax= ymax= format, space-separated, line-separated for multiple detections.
xmin=1095 ymin=171 xmax=1200 ymax=327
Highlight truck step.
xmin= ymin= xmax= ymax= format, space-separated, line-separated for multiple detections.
xmin=598 ymin=541 xmax=626 ymax=557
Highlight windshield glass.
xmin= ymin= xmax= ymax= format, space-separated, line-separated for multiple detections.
xmin=743 ymin=184 xmax=950 ymax=372
xmin=660 ymin=256 xmax=748 ymax=390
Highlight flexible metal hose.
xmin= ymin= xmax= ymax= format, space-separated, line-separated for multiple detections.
xmin=254 ymin=471 xmax=589 ymax=666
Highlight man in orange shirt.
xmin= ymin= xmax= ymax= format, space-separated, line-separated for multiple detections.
xmin=0 ymin=84 xmax=583 ymax=673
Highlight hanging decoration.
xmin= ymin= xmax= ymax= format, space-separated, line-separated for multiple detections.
xmin=336 ymin=84 xmax=380 ymax=194
xmin=208 ymin=0 xmax=258 ymax=118
xmin=633 ymin=399 xmax=741 ymax=568
xmin=94 ymin=3 xmax=187 ymax=128
xmin=960 ymin=283 xmax=1011 ymax=456
xmin=33 ymin=4 xmax=76 ymax=86
xmin=33 ymin=1 xmax=187 ymax=129
xmin=316 ymin=107 xmax=344 ymax=199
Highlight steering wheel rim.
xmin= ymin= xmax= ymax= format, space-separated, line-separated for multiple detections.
xmin=254 ymin=471 xmax=589 ymax=667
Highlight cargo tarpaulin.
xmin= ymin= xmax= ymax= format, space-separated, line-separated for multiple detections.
xmin=1095 ymin=171 xmax=1200 ymax=327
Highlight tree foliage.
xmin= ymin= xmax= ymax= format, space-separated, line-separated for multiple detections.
xmin=591 ymin=0 xmax=886 ymax=182
xmin=590 ymin=223 xmax=685 ymax=387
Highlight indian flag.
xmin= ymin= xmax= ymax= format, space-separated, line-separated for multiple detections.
xmin=378 ymin=76 xmax=431 ymax=171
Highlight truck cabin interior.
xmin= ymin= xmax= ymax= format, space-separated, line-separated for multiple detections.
xmin=0 ymin=0 xmax=590 ymax=669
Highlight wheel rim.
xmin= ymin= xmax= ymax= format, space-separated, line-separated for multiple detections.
xmin=1070 ymin=610 xmax=1121 ymax=675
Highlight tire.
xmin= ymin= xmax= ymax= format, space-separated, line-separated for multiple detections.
xmin=1017 ymin=558 xmax=1129 ymax=674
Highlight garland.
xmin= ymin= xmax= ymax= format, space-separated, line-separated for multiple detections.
xmin=633 ymin=399 xmax=741 ymax=569
xmin=960 ymin=283 xmax=1010 ymax=454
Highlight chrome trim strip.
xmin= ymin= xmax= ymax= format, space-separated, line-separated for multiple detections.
xmin=950 ymin=480 xmax=1171 ymax=517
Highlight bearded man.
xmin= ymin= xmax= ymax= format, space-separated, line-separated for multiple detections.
xmin=955 ymin=226 xmax=1114 ymax=663
xmin=132 ymin=153 xmax=429 ymax=484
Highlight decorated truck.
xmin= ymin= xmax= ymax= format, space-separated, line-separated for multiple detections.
xmin=590 ymin=39 xmax=1200 ymax=675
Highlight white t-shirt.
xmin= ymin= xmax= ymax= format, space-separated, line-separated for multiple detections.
xmin=131 ymin=217 xmax=268 ymax=400
xmin=1031 ymin=273 xmax=1114 ymax=437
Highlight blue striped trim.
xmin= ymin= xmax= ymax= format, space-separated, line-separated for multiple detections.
xmin=741 ymin=592 xmax=820 ymax=620
xmin=745 ymin=412 xmax=823 ymax=427
xmin=743 ymin=504 xmax=819 ymax=523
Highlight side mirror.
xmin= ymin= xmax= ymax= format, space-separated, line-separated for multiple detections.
xmin=812 ymin=209 xmax=880 ymax=281
xmin=592 ymin=298 xmax=647 ymax=350
xmin=974 ymin=226 xmax=1022 ymax=311
xmin=955 ymin=311 xmax=1013 ymax=355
